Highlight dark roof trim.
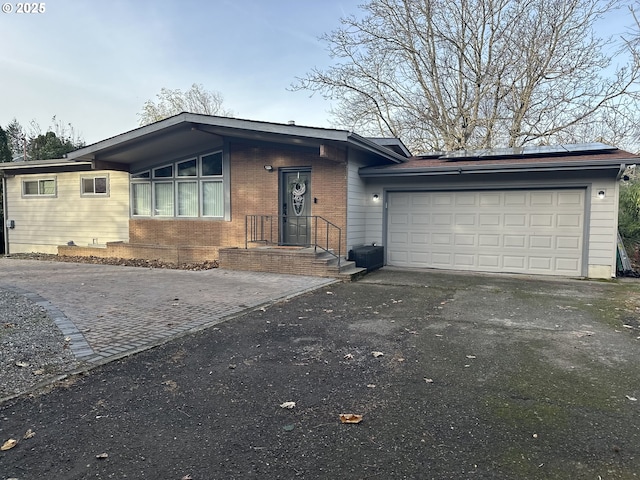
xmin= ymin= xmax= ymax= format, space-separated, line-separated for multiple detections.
xmin=359 ymin=159 xmax=628 ymax=177
xmin=0 ymin=159 xmax=93 ymax=175
xmin=66 ymin=113 xmax=408 ymax=164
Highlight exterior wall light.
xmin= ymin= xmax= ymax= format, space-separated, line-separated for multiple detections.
xmin=597 ymin=190 xmax=605 ymax=199
xmin=372 ymin=194 xmax=380 ymax=202
xmin=264 ymin=165 xmax=273 ymax=172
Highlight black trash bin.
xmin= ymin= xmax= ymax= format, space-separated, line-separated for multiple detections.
xmin=349 ymin=245 xmax=384 ymax=271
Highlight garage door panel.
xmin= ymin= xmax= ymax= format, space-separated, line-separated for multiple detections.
xmin=387 ymin=189 xmax=584 ymax=276
xmin=531 ymin=214 xmax=553 ymax=227
xmin=411 ymin=194 xmax=430 ymax=206
xmin=411 ymin=214 xmax=429 ymax=225
xmin=432 ymin=234 xmax=451 ymax=245
xmin=505 ymin=193 xmax=527 ymax=205
xmin=504 ymin=235 xmax=526 ymax=248
xmin=528 ymin=257 xmax=553 ymax=271
xmin=410 ymin=233 xmax=429 ymax=245
xmin=390 ymin=213 xmax=409 ymax=226
xmin=504 ymin=256 xmax=526 ymax=268
xmin=455 ymin=214 xmax=476 ymax=226
xmin=556 ymin=258 xmax=580 ymax=271
xmin=433 ymin=194 xmax=453 ymax=206
xmin=478 ymin=255 xmax=500 ymax=267
xmin=531 ymin=191 xmax=554 ymax=205
xmin=530 ymin=236 xmax=553 ymax=249
xmin=454 ymin=253 xmax=475 ymax=266
xmin=433 ymin=214 xmax=452 ymax=225
xmin=431 ymin=252 xmax=452 ymax=266
xmin=479 ymin=214 xmax=501 ymax=226
xmin=505 ymin=214 xmax=527 ymax=226
xmin=480 ymin=193 xmax=501 ymax=206
xmin=479 ymin=234 xmax=500 ymax=247
xmin=557 ymin=214 xmax=581 ymax=227
xmin=456 ymin=194 xmax=477 ymax=206
xmin=389 ymin=232 xmax=408 ymax=244
xmin=556 ymin=236 xmax=580 ymax=249
xmin=558 ymin=192 xmax=582 ymax=205
xmin=454 ymin=234 xmax=475 ymax=246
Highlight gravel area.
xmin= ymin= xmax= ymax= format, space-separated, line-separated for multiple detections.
xmin=0 ymin=289 xmax=85 ymax=399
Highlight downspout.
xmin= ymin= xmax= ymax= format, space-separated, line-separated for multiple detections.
xmin=614 ymin=164 xmax=626 ymax=277
xmin=2 ymin=174 xmax=8 ymax=256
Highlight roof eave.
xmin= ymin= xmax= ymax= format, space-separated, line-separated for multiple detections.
xmin=359 ymin=160 xmax=628 ymax=177
xmin=347 ymin=133 xmax=407 ymax=163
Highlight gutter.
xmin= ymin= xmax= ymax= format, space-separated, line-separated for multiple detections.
xmin=617 ymin=163 xmax=627 ymax=180
xmin=359 ymin=160 xmax=630 ymax=177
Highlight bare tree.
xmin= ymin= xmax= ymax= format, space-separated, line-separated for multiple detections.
xmin=138 ymin=83 xmax=234 ymax=126
xmin=293 ymin=0 xmax=640 ymax=152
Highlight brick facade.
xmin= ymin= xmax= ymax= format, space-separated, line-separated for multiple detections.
xmin=60 ymin=141 xmax=350 ymax=265
xmin=128 ymin=141 xmax=348 ymax=254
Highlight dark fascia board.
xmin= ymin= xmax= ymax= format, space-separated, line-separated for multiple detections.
xmin=65 ymin=113 xmax=407 ymax=164
xmin=359 ymin=159 xmax=628 ymax=177
xmin=366 ymin=137 xmax=413 ymax=157
xmin=0 ymin=159 xmax=93 ymax=170
xmin=0 ymin=159 xmax=93 ymax=175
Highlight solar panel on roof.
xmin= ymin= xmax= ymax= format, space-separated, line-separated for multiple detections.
xmin=561 ymin=143 xmax=615 ymax=153
xmin=440 ymin=142 xmax=616 ymax=161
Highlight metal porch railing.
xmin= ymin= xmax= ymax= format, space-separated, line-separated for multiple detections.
xmin=245 ymin=215 xmax=342 ymax=268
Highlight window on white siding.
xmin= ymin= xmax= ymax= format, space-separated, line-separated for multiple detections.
xmin=81 ymin=176 xmax=109 ymax=196
xmin=131 ymin=150 xmax=225 ymax=218
xmin=23 ymin=178 xmax=56 ymax=196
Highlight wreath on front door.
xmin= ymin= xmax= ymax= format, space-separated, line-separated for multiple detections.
xmin=289 ymin=180 xmax=307 ymax=216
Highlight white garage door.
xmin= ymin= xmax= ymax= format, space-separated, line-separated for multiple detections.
xmin=386 ymin=190 xmax=585 ymax=276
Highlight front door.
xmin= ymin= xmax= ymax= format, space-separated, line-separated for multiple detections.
xmin=281 ymin=170 xmax=311 ymax=245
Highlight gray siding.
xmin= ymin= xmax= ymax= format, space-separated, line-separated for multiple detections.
xmin=361 ymin=173 xmax=620 ymax=278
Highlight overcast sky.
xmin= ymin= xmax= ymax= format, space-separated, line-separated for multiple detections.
xmin=0 ymin=0 xmax=362 ymax=144
xmin=0 ymin=0 xmax=634 ymax=145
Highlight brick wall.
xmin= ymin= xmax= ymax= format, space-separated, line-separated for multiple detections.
xmin=59 ymin=243 xmax=220 ymax=263
xmin=130 ymin=141 xmax=349 ymax=253
xmin=219 ymin=247 xmax=339 ymax=277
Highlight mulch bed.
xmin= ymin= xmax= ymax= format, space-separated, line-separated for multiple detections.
xmin=6 ymin=253 xmax=218 ymax=271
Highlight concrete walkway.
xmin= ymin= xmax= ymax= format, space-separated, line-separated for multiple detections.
xmin=0 ymin=259 xmax=334 ymax=363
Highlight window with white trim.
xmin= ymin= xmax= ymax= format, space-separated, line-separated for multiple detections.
xmin=131 ymin=150 xmax=225 ymax=218
xmin=22 ymin=178 xmax=56 ymax=197
xmin=81 ymin=175 xmax=109 ymax=196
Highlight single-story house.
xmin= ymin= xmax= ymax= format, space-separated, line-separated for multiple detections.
xmin=1 ymin=113 xmax=637 ymax=279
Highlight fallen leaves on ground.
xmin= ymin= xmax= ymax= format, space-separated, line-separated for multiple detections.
xmin=280 ymin=402 xmax=296 ymax=409
xmin=339 ymin=414 xmax=363 ymax=424
xmin=372 ymin=351 xmax=384 ymax=358
xmin=1 ymin=439 xmax=17 ymax=451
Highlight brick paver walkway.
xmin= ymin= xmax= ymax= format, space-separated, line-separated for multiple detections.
xmin=0 ymin=259 xmax=334 ymax=363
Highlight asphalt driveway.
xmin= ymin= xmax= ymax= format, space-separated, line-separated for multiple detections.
xmin=1 ymin=265 xmax=639 ymax=479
